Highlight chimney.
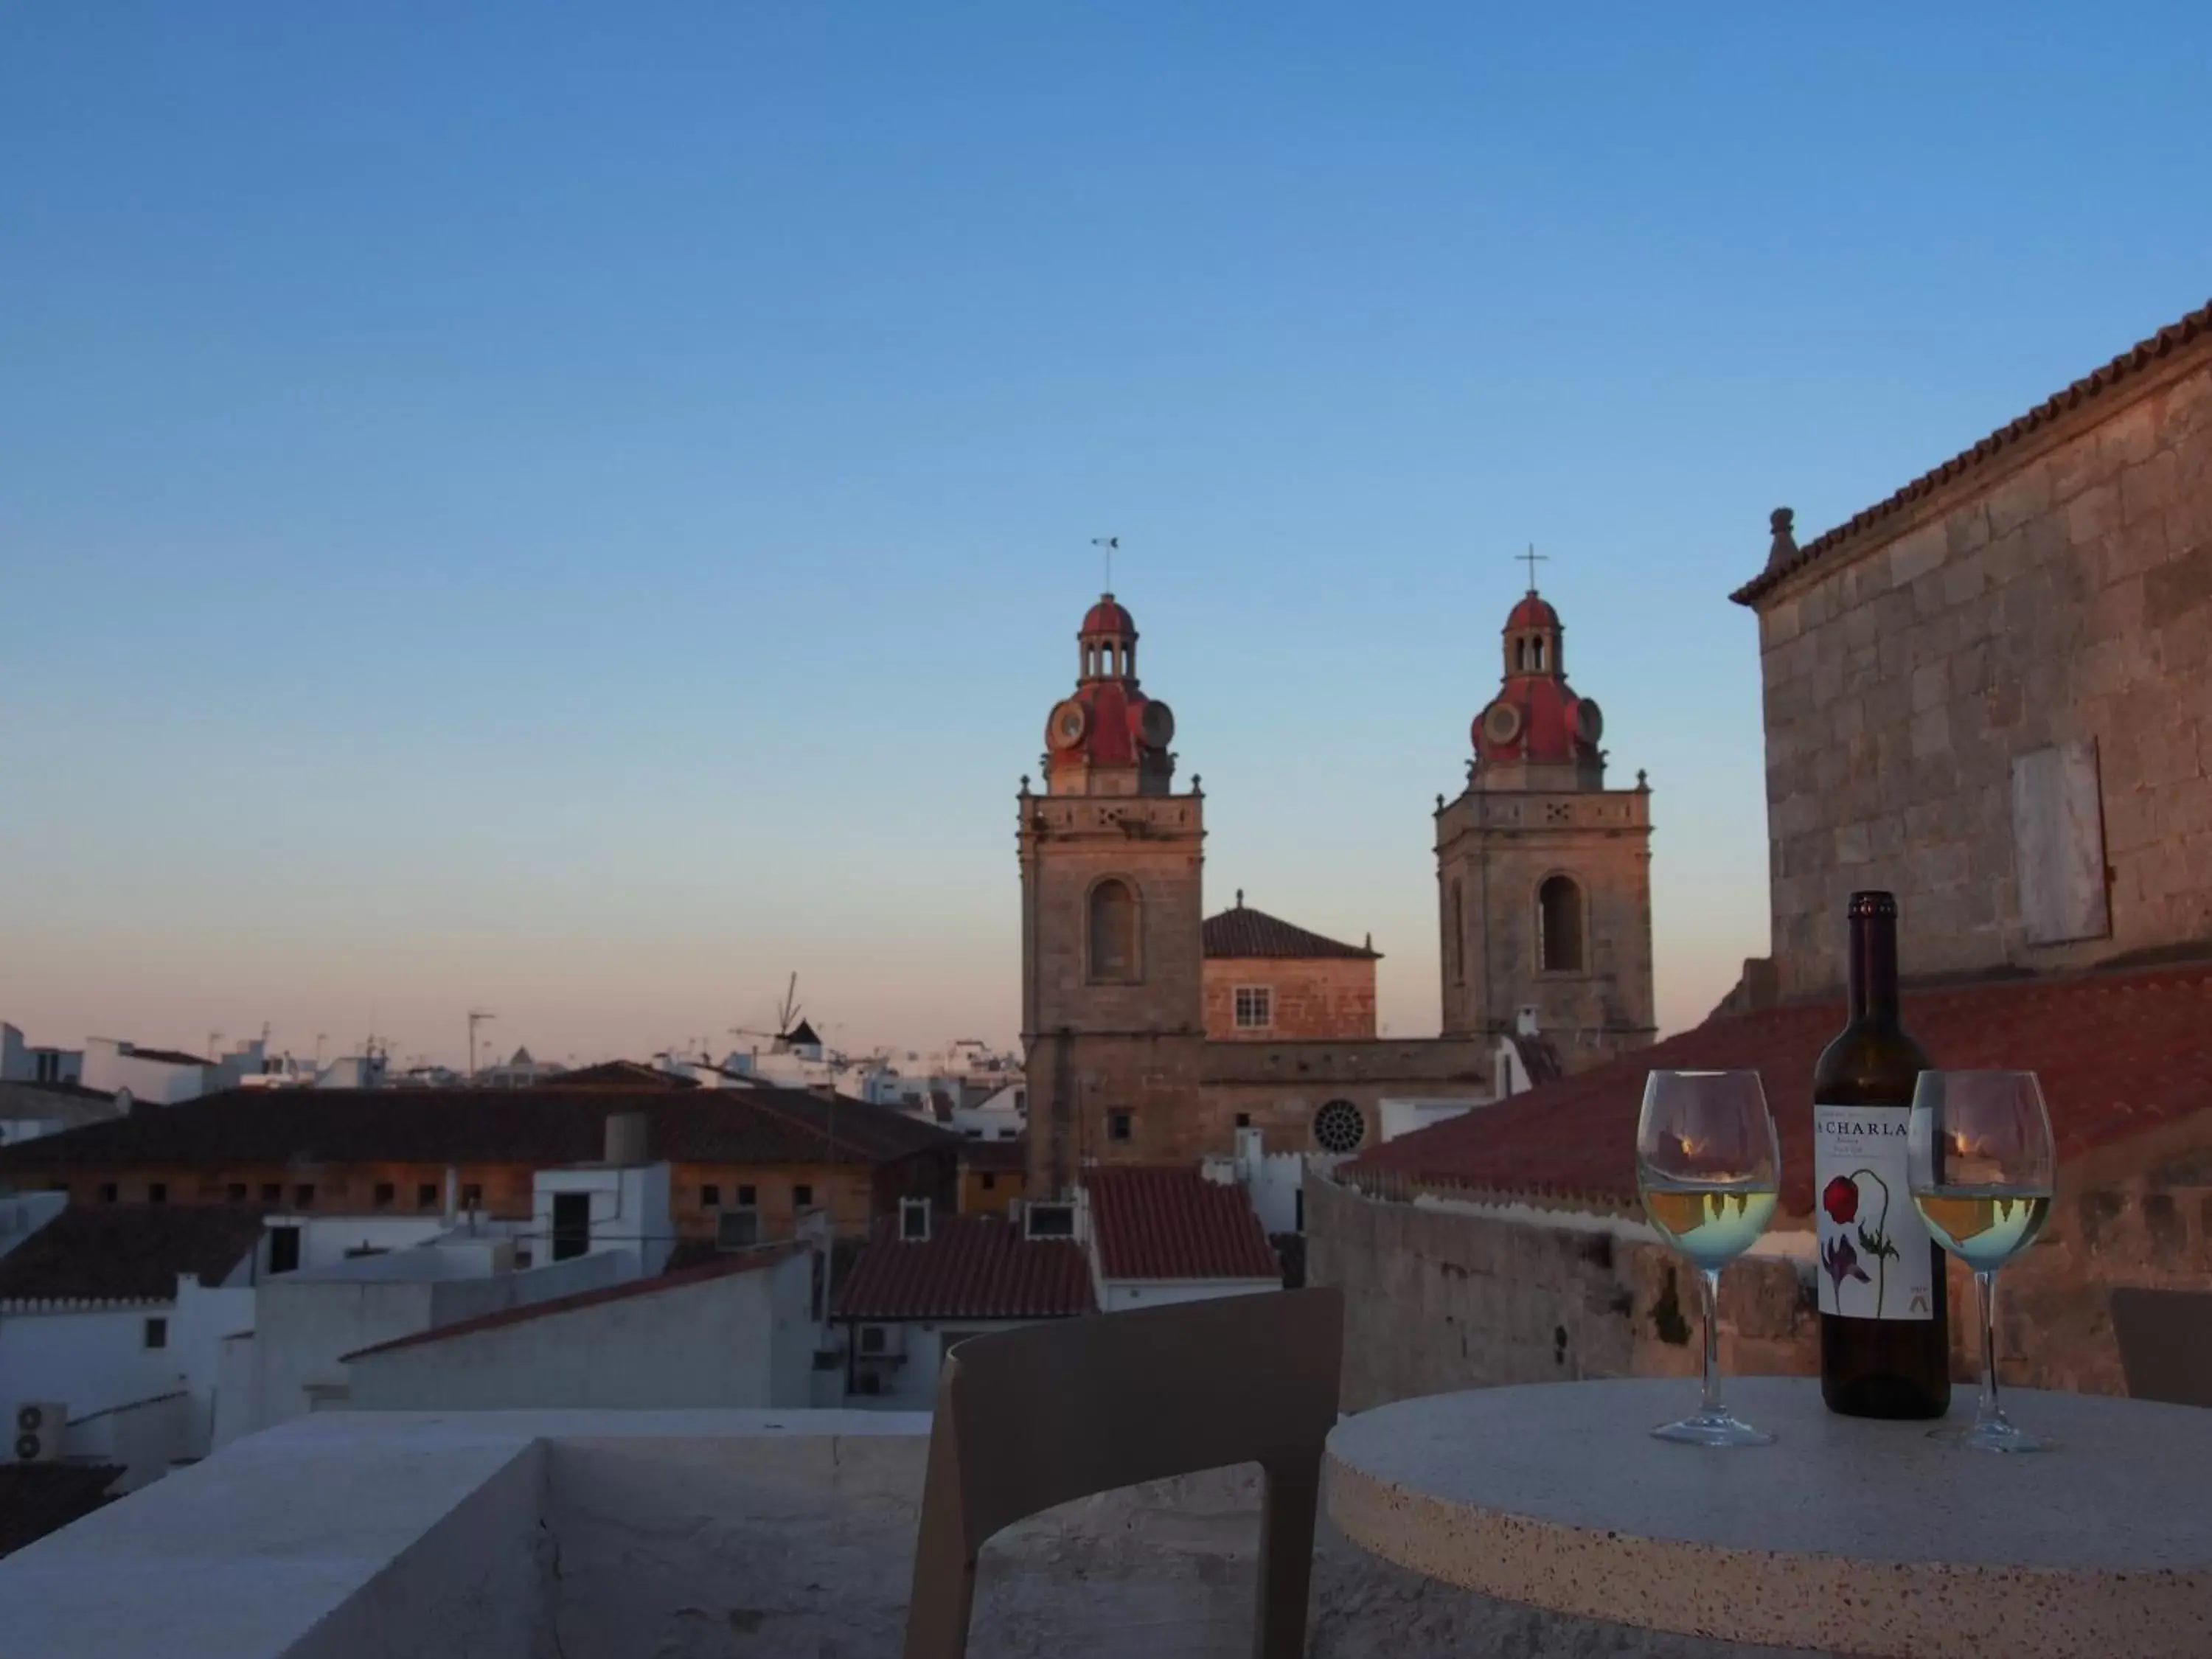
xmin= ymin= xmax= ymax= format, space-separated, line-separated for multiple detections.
xmin=604 ymin=1112 xmax=649 ymax=1166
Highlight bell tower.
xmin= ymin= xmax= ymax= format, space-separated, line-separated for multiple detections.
xmin=1436 ymin=582 xmax=1655 ymax=1068
xmin=1019 ymin=594 xmax=1208 ymax=1195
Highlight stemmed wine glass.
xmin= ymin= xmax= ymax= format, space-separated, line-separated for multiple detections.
xmin=1907 ymin=1071 xmax=2057 ymax=1453
xmin=1635 ymin=1070 xmax=1782 ymax=1447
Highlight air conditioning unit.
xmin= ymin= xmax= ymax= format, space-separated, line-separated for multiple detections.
xmin=14 ymin=1402 xmax=66 ymax=1464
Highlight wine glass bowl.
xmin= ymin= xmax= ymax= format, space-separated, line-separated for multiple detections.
xmin=1907 ymin=1071 xmax=2057 ymax=1453
xmin=1636 ymin=1071 xmax=1781 ymax=1447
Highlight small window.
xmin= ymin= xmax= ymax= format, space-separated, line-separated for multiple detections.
xmin=737 ymin=1184 xmax=757 ymax=1206
xmin=1026 ymin=1203 xmax=1076 ymax=1239
xmin=964 ymin=1127 xmax=982 ymax=1139
xmin=293 ymin=1183 xmax=316 ymax=1209
xmin=417 ymin=1183 xmax=439 ymax=1209
xmin=99 ymin=1183 xmax=118 ymax=1204
xmin=461 ymin=1183 xmax=482 ymax=1208
xmin=701 ymin=1184 xmax=723 ymax=1208
xmin=143 ymin=1317 xmax=167 ymax=1350
xmin=793 ymin=1183 xmax=814 ymax=1208
xmin=900 ymin=1200 xmax=931 ymax=1241
xmin=1233 ymin=986 xmax=1273 ymax=1030
xmin=260 ymin=1183 xmax=281 ymax=1204
xmin=1313 ymin=1099 xmax=1367 ymax=1155
xmin=226 ymin=1183 xmax=247 ymax=1203
xmin=147 ymin=1182 xmax=168 ymax=1205
xmin=860 ymin=1326 xmax=887 ymax=1355
xmin=1107 ymin=1110 xmax=1133 ymax=1142
xmin=1235 ymin=1113 xmax=1251 ymax=1129
xmin=981 ymin=1173 xmax=997 ymax=1191
xmin=372 ymin=1182 xmax=394 ymax=1210
xmin=551 ymin=1192 xmax=591 ymax=1263
xmin=717 ymin=1209 xmax=761 ymax=1249
xmin=268 ymin=1225 xmax=302 ymax=1275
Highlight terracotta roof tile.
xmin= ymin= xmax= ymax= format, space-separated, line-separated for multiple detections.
xmin=834 ymin=1217 xmax=1093 ymax=1319
xmin=1087 ymin=1166 xmax=1282 ymax=1281
xmin=1203 ymin=904 xmax=1378 ymax=961
xmin=1352 ymin=962 xmax=2212 ymax=1214
xmin=1734 ymin=297 xmax=2212 ymax=606
xmin=0 ymin=1206 xmax=265 ymax=1304
xmin=0 ymin=1084 xmax=957 ymax=1175
xmin=340 ymin=1247 xmax=801 ymax=1361
xmin=0 ymin=1465 xmax=125 ymax=1559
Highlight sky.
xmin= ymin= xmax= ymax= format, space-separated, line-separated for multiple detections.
xmin=4 ymin=4 xmax=2209 ymax=1069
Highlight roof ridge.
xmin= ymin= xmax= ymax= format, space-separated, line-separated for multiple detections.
xmin=1734 ymin=296 xmax=2212 ymax=605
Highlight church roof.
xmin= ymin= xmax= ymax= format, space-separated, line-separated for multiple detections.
xmin=1733 ymin=295 xmax=2212 ymax=606
xmin=1351 ymin=959 xmax=2212 ymax=1214
xmin=1203 ymin=902 xmax=1379 ymax=961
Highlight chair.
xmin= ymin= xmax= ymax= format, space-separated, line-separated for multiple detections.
xmin=2112 ymin=1287 xmax=2212 ymax=1407
xmin=902 ymin=1285 xmax=1344 ymax=1659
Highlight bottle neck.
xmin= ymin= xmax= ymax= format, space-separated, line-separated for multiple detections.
xmin=1847 ymin=917 xmax=1902 ymax=1028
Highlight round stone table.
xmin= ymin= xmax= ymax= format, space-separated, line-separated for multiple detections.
xmin=1325 ymin=1376 xmax=2212 ymax=1658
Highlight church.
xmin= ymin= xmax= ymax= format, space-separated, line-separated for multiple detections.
xmin=1016 ymin=583 xmax=1656 ymax=1197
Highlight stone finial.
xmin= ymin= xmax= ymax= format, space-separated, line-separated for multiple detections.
xmin=1191 ymin=773 xmax=1203 ymax=795
xmin=1018 ymin=773 xmax=1031 ymax=796
xmin=1236 ymin=888 xmax=1245 ymax=908
xmin=1436 ymin=793 xmax=1445 ymax=812
xmin=1363 ymin=932 xmax=1373 ymax=952
xmin=1767 ymin=506 xmax=1798 ymax=570
xmin=1636 ymin=768 xmax=1649 ymax=791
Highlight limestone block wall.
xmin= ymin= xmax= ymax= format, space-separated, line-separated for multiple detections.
xmin=1751 ymin=342 xmax=2212 ymax=997
xmin=1203 ymin=957 xmax=1377 ymax=1041
xmin=1306 ymin=1173 xmax=1809 ymax=1413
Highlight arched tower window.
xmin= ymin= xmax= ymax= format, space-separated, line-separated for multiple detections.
xmin=1538 ymin=875 xmax=1584 ymax=973
xmin=1449 ymin=879 xmax=1464 ymax=984
xmin=1089 ymin=879 xmax=1139 ymax=981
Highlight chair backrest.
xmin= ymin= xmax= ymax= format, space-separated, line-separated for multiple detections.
xmin=903 ymin=1285 xmax=1343 ymax=1659
xmin=2112 ymin=1287 xmax=2212 ymax=1407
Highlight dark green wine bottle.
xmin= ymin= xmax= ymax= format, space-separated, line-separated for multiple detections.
xmin=1814 ymin=891 xmax=1951 ymax=1419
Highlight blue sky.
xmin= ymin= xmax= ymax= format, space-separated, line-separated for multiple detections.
xmin=4 ymin=4 xmax=2208 ymax=1066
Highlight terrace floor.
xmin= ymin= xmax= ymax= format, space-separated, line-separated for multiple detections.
xmin=0 ymin=1409 xmax=1829 ymax=1658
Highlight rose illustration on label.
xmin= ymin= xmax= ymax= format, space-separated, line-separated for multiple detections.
xmin=1821 ymin=1176 xmax=1860 ymax=1225
xmin=1820 ymin=1169 xmax=1900 ymax=1313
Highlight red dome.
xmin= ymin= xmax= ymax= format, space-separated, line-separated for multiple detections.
xmin=1472 ymin=675 xmax=1600 ymax=767
xmin=1506 ymin=591 xmax=1560 ymax=630
xmin=1081 ymin=594 xmax=1136 ymax=637
xmin=1044 ymin=679 xmax=1173 ymax=773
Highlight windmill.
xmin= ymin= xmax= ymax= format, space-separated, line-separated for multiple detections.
xmin=728 ymin=973 xmax=809 ymax=1054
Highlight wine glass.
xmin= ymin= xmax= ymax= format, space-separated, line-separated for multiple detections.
xmin=1907 ymin=1071 xmax=2056 ymax=1453
xmin=1635 ymin=1071 xmax=1782 ymax=1447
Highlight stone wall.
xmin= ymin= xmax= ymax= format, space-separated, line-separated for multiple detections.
xmin=1200 ymin=1040 xmax=1492 ymax=1161
xmin=1749 ymin=339 xmax=2212 ymax=997
xmin=1203 ymin=957 xmax=1376 ymax=1042
xmin=1305 ymin=1172 xmax=1809 ymax=1413
xmin=1310 ymin=1105 xmax=2212 ymax=1411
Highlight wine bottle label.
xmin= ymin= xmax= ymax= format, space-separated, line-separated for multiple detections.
xmin=1813 ymin=1103 xmax=1935 ymax=1321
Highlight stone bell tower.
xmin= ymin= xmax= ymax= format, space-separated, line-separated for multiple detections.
xmin=1435 ymin=583 xmax=1656 ymax=1068
xmin=1018 ymin=594 xmax=1208 ymax=1196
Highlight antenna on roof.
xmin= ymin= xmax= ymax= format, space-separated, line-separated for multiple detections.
xmin=467 ymin=1009 xmax=495 ymax=1082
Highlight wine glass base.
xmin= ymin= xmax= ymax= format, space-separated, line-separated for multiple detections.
xmin=1930 ymin=1417 xmax=2053 ymax=1454
xmin=1651 ymin=1409 xmax=1775 ymax=1448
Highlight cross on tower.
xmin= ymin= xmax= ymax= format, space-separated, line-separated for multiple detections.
xmin=1517 ymin=543 xmax=1548 ymax=591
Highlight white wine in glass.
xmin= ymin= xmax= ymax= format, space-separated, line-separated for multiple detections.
xmin=1907 ymin=1071 xmax=2057 ymax=1453
xmin=1636 ymin=1070 xmax=1782 ymax=1447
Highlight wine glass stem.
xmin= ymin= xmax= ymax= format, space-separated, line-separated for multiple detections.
xmin=1700 ymin=1266 xmax=1723 ymax=1416
xmin=1975 ymin=1268 xmax=2002 ymax=1428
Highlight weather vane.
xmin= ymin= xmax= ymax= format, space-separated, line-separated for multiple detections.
xmin=1091 ymin=536 xmax=1119 ymax=591
xmin=1518 ymin=543 xmax=1548 ymax=591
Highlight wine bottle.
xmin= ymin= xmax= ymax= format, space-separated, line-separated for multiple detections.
xmin=1813 ymin=891 xmax=1950 ymax=1418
